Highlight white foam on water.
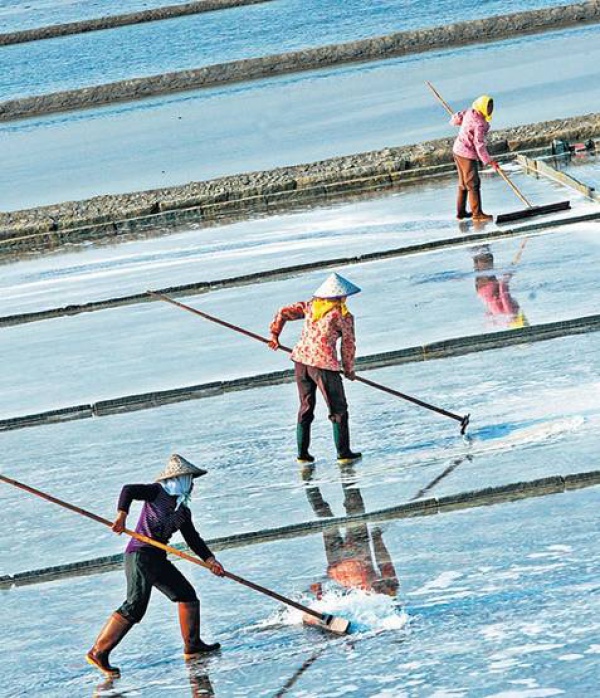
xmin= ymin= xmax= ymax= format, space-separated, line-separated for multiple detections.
xmin=257 ymin=586 xmax=408 ymax=634
xmin=484 ymin=690 xmax=564 ymax=697
xmin=409 ymin=571 xmax=464 ymax=595
xmin=490 ymin=643 xmax=565 ymax=660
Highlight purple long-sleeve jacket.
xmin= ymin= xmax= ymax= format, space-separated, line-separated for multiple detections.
xmin=451 ymin=109 xmax=492 ymax=164
xmin=118 ymin=483 xmax=212 ymax=560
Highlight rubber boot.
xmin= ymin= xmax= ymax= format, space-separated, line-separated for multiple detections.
xmin=456 ymin=188 xmax=472 ymax=220
xmin=179 ymin=601 xmax=221 ymax=659
xmin=332 ymin=416 xmax=362 ymax=464
xmin=86 ymin=612 xmax=133 ymax=678
xmin=468 ymin=188 xmax=493 ymax=222
xmin=296 ymin=423 xmax=315 ymax=464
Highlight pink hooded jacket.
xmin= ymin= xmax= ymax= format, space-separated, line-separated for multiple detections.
xmin=451 ymin=108 xmax=492 ymax=164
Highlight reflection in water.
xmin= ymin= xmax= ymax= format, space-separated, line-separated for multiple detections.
xmin=410 ymin=454 xmax=473 ymax=501
xmin=471 ymin=243 xmax=529 ymax=329
xmin=92 ymin=677 xmax=125 ymax=697
xmin=91 ymin=660 xmax=215 ymax=697
xmin=302 ymin=464 xmax=399 ymax=598
xmin=186 ymin=658 xmax=216 ymax=698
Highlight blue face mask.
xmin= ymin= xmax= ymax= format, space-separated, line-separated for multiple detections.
xmin=160 ymin=474 xmax=193 ymax=509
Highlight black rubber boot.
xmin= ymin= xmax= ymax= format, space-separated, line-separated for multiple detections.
xmin=86 ymin=612 xmax=133 ymax=678
xmin=333 ymin=416 xmax=362 ymax=464
xmin=456 ymin=188 xmax=472 ymax=220
xmin=296 ymin=423 xmax=315 ymax=463
xmin=179 ymin=601 xmax=221 ymax=659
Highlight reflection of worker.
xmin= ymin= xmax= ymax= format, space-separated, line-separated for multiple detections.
xmin=303 ymin=465 xmax=399 ymax=597
xmin=472 ymin=245 xmax=529 ymax=329
xmin=269 ymin=273 xmax=362 ymax=465
xmin=451 ymin=95 xmax=499 ymax=222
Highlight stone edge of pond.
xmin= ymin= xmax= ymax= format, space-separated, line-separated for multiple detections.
xmin=1 ymin=313 xmax=597 ymax=431
xmin=1 ymin=1 xmax=599 ymax=118
xmin=3 ymin=471 xmax=598 ymax=588
xmin=1 ymin=114 xmax=599 ymax=256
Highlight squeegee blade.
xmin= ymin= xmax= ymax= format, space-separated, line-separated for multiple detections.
xmin=496 ymin=200 xmax=571 ymax=225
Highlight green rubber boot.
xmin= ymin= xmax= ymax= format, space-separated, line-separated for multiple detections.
xmin=296 ymin=423 xmax=315 ymax=464
xmin=332 ymin=417 xmax=362 ymax=464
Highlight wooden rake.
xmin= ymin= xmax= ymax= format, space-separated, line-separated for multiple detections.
xmin=0 ymin=474 xmax=350 ymax=635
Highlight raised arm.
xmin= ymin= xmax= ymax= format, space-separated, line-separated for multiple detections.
xmin=113 ymin=483 xmax=160 ymax=533
xmin=268 ymin=301 xmax=308 ymax=349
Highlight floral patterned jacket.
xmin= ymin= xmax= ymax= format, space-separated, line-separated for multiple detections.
xmin=269 ymin=300 xmax=356 ymax=373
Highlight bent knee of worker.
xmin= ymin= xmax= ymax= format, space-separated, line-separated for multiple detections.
xmin=170 ymin=589 xmax=198 ymax=603
xmin=117 ymin=602 xmax=148 ymax=624
xmin=328 ymin=411 xmax=348 ymax=424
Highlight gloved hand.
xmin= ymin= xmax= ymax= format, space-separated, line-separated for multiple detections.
xmin=344 ymin=369 xmax=356 ymax=381
xmin=489 ymin=160 xmax=500 ymax=171
xmin=268 ymin=334 xmax=280 ymax=350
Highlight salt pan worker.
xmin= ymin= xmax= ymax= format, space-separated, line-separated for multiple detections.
xmin=86 ymin=454 xmax=224 ymax=678
xmin=451 ymin=94 xmax=499 ymax=222
xmin=269 ymin=272 xmax=362 ymax=465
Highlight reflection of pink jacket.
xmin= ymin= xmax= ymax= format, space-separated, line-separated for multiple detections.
xmin=451 ymin=109 xmax=492 ymax=164
xmin=269 ymin=300 xmax=356 ymax=372
xmin=477 ymin=278 xmax=520 ymax=318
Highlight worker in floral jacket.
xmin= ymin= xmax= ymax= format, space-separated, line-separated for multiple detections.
xmin=269 ymin=272 xmax=362 ymax=465
xmin=451 ymin=94 xmax=499 ymax=222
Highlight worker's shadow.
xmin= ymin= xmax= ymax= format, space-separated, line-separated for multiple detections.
xmin=300 ymin=464 xmax=399 ymax=597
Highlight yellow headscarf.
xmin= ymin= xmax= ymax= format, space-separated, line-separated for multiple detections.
xmin=472 ymin=94 xmax=494 ymax=122
xmin=312 ymin=298 xmax=349 ymax=321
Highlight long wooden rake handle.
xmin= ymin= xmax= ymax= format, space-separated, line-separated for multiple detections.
xmin=425 ymin=81 xmax=533 ymax=209
xmin=0 ymin=474 xmax=327 ymax=623
xmin=148 ymin=291 xmax=470 ymax=433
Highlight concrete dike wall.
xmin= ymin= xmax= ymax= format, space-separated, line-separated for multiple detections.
xmin=1 ymin=2 xmax=599 ymax=122
xmin=0 ymin=0 xmax=270 ymax=46
xmin=1 ymin=112 xmax=599 ymax=255
xmin=3 ymin=472 xmax=598 ymax=587
xmin=1 ymin=314 xmax=597 ymax=432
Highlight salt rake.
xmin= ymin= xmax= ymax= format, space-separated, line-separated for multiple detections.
xmin=425 ymin=81 xmax=571 ymax=224
xmin=148 ymin=291 xmax=470 ymax=435
xmin=0 ymin=474 xmax=350 ymax=636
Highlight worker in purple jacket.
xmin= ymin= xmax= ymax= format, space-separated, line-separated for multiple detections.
xmin=451 ymin=94 xmax=499 ymax=222
xmin=86 ymin=454 xmax=225 ymax=678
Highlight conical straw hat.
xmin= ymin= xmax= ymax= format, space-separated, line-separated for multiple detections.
xmin=313 ymin=273 xmax=361 ymax=299
xmin=155 ymin=454 xmax=207 ymax=482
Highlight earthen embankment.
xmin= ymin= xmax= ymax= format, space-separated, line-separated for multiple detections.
xmin=0 ymin=112 xmax=598 ymax=255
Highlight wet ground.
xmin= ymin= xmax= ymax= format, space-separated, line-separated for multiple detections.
xmin=1 ymin=2 xmax=599 ymax=696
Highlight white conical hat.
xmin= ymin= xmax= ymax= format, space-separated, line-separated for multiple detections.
xmin=155 ymin=454 xmax=207 ymax=482
xmin=313 ymin=273 xmax=361 ymax=299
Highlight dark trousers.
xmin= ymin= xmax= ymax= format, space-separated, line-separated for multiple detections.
xmin=295 ymin=362 xmax=348 ymax=424
xmin=117 ymin=549 xmax=197 ymax=623
xmin=454 ymin=154 xmax=481 ymax=191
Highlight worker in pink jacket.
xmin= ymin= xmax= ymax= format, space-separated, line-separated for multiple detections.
xmin=451 ymin=95 xmax=499 ymax=222
xmin=269 ymin=273 xmax=362 ymax=465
